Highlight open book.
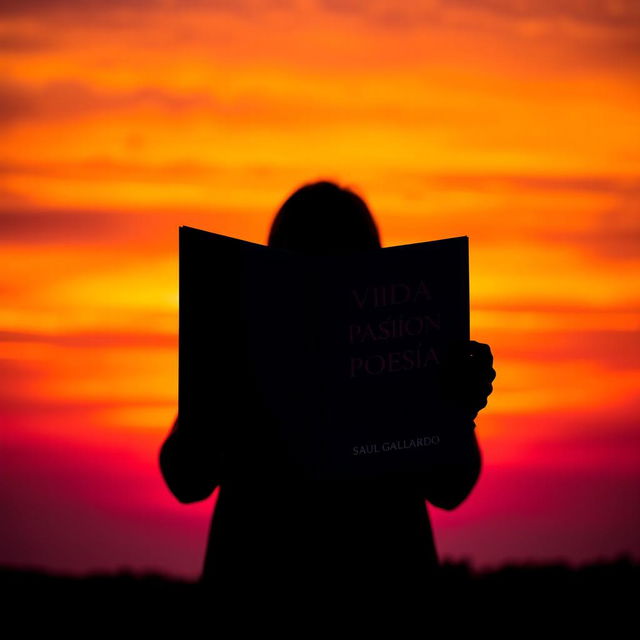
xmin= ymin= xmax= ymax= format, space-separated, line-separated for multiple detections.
xmin=179 ymin=225 xmax=471 ymax=483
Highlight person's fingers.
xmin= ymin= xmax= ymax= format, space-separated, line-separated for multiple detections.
xmin=468 ymin=340 xmax=493 ymax=365
xmin=459 ymin=356 xmax=496 ymax=381
xmin=457 ymin=378 xmax=493 ymax=410
xmin=469 ymin=394 xmax=488 ymax=411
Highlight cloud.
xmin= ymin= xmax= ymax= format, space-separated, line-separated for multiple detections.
xmin=0 ymin=80 xmax=236 ymax=128
xmin=392 ymin=171 xmax=640 ymax=262
xmin=0 ymin=158 xmax=234 ymax=183
xmin=0 ymin=32 xmax=55 ymax=52
xmin=1 ymin=162 xmax=638 ymax=262
xmin=0 ymin=0 xmax=290 ymax=19
xmin=0 ymin=198 xmax=250 ymax=248
xmin=319 ymin=0 xmax=640 ymax=27
xmin=6 ymin=0 xmax=638 ymax=35
xmin=0 ymin=0 xmax=163 ymax=15
xmin=498 ymin=329 xmax=640 ymax=370
xmin=318 ymin=0 xmax=640 ymax=70
xmin=0 ymin=209 xmax=124 ymax=244
xmin=424 ymin=173 xmax=640 ymax=194
xmin=551 ymin=203 xmax=640 ymax=262
xmin=0 ymin=79 xmax=400 ymax=129
xmin=0 ymin=329 xmax=175 ymax=349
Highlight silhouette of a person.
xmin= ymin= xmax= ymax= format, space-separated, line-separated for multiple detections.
xmin=159 ymin=181 xmax=495 ymax=614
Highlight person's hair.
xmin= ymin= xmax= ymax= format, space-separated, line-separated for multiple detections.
xmin=267 ymin=180 xmax=381 ymax=256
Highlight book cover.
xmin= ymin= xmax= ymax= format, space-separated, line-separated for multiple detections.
xmin=179 ymin=225 xmax=471 ymax=483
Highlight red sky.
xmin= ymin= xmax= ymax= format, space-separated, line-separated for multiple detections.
xmin=1 ymin=0 xmax=639 ymax=578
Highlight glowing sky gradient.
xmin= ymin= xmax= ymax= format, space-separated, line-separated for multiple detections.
xmin=1 ymin=0 xmax=639 ymax=578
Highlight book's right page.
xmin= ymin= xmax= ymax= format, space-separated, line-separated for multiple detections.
xmin=245 ymin=235 xmax=471 ymax=482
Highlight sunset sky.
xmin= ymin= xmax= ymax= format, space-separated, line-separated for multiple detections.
xmin=1 ymin=0 xmax=639 ymax=578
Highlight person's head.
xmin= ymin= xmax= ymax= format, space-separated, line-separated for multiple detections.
xmin=268 ymin=180 xmax=381 ymax=256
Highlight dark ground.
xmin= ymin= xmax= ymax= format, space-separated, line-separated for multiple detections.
xmin=3 ymin=556 xmax=637 ymax=632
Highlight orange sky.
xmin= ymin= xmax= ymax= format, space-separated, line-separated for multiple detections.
xmin=1 ymin=0 xmax=639 ymax=576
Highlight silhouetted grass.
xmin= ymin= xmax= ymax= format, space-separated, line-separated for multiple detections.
xmin=3 ymin=554 xmax=637 ymax=595
xmin=3 ymin=555 xmax=636 ymax=628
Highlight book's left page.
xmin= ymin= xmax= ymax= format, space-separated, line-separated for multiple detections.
xmin=178 ymin=226 xmax=313 ymax=483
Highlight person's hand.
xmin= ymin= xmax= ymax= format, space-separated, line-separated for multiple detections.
xmin=439 ymin=340 xmax=496 ymax=419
